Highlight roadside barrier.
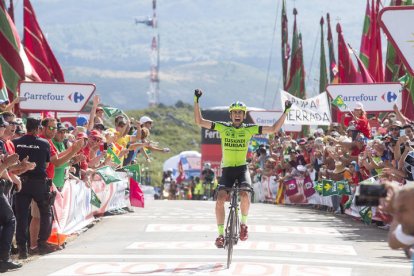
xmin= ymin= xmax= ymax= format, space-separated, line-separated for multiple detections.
xmin=47 ymin=172 xmax=129 ymax=245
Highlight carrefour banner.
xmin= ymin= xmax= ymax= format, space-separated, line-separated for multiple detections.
xmin=280 ymin=90 xmax=331 ymax=125
xmin=326 ymin=83 xmax=402 ymax=112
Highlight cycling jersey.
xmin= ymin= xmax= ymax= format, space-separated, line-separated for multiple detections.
xmin=212 ymin=122 xmax=262 ymax=168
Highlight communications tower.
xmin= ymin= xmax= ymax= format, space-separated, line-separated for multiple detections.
xmin=136 ymin=0 xmax=160 ymax=106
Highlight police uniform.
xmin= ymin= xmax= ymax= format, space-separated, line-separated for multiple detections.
xmin=13 ymin=134 xmax=53 ymax=255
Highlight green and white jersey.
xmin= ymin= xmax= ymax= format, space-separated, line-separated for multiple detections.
xmin=212 ymin=121 xmax=262 ymax=168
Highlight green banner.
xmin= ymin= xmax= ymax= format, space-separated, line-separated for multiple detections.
xmin=322 ymin=179 xmax=338 ymax=196
xmin=90 ymin=188 xmax=102 ymax=208
xmin=315 ymin=181 xmax=323 ymax=195
xmin=331 ymin=95 xmax=347 ymax=109
xmin=337 ymin=180 xmax=352 ymax=195
xmin=359 ymin=206 xmax=372 ymax=225
xmin=107 ymin=147 xmax=121 ymax=165
xmin=124 ymin=163 xmax=141 ymax=182
xmin=96 ymin=166 xmax=122 ymax=185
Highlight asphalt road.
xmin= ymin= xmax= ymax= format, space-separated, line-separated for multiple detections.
xmin=8 ymin=200 xmax=412 ymax=276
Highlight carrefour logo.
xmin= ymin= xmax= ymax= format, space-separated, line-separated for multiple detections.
xmin=68 ymin=92 xmax=85 ymax=103
xmin=381 ymin=91 xmax=398 ymax=103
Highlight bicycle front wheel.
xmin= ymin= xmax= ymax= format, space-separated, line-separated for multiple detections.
xmin=226 ymin=208 xmax=235 ymax=269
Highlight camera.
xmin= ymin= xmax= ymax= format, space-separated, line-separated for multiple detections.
xmin=355 ymin=182 xmax=387 ymax=206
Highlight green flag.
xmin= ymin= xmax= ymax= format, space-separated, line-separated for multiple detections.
xmin=359 ymin=206 xmax=372 ymax=225
xmin=102 ymin=106 xmax=123 ymax=118
xmin=90 ymin=188 xmax=101 ymax=208
xmin=96 ymin=166 xmax=122 ymax=185
xmin=107 ymin=147 xmax=121 ymax=165
xmin=315 ymin=181 xmax=323 ymax=195
xmin=337 ymin=180 xmax=352 ymax=195
xmin=124 ymin=163 xmax=141 ymax=182
xmin=344 ymin=196 xmax=353 ymax=209
xmin=319 ymin=16 xmax=328 ymax=93
xmin=322 ymin=179 xmax=338 ymax=196
xmin=331 ymin=95 xmax=347 ymax=109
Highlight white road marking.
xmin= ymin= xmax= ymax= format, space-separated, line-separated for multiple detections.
xmin=42 ymin=255 xmax=412 ymax=269
xmin=49 ymin=261 xmax=352 ymax=276
xmin=125 ymin=241 xmax=357 ymax=255
xmin=145 ymin=224 xmax=342 ymax=235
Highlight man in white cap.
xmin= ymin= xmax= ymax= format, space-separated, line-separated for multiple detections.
xmin=139 ymin=116 xmax=153 ymax=130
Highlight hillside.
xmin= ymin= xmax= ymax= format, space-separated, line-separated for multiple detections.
xmin=125 ymin=102 xmax=200 ymax=186
xmin=11 ymin=0 xmax=367 ymax=110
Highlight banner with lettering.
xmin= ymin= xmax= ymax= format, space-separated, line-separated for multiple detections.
xmin=280 ymin=90 xmax=332 ymax=125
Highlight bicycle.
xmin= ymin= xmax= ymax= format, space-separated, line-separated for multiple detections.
xmin=221 ymin=183 xmax=254 ymax=269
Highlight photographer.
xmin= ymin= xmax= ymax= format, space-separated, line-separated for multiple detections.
xmin=379 ymin=183 xmax=414 ymax=268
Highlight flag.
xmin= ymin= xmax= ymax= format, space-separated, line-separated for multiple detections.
xmin=102 ymin=106 xmax=123 ymax=118
xmin=281 ymin=0 xmax=289 ymax=88
xmin=90 ymin=188 xmax=101 ymax=208
xmin=303 ymin=175 xmax=316 ymax=198
xmin=401 ymin=73 xmax=414 ymax=120
xmin=349 ymin=43 xmax=374 ymax=83
xmin=359 ymin=206 xmax=372 ymax=225
xmin=284 ymin=178 xmax=298 ymax=196
xmin=285 ymin=9 xmax=306 ymax=99
xmin=322 ymin=179 xmax=338 ymax=196
xmin=23 ymin=0 xmax=64 ymax=82
xmin=175 ymin=159 xmax=186 ymax=184
xmin=0 ymin=2 xmax=25 ymax=98
xmin=326 ymin=13 xmax=338 ymax=84
xmin=107 ymin=147 xmax=122 ymax=165
xmin=96 ymin=166 xmax=122 ymax=185
xmin=331 ymin=95 xmax=347 ymax=109
xmin=0 ymin=64 xmax=8 ymax=102
xmin=336 ymin=23 xmax=359 ymax=84
xmin=124 ymin=163 xmax=141 ymax=182
xmin=337 ymin=180 xmax=352 ymax=195
xmin=315 ymin=181 xmax=323 ymax=195
xmin=129 ymin=177 xmax=144 ymax=208
xmin=368 ymin=0 xmax=383 ymax=82
xmin=344 ymin=196 xmax=353 ymax=209
xmin=319 ymin=16 xmax=328 ymax=93
xmin=359 ymin=0 xmax=371 ymax=68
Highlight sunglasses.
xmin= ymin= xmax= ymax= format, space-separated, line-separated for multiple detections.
xmin=117 ymin=123 xmax=126 ymax=127
xmin=48 ymin=126 xmax=58 ymax=131
xmin=390 ymin=127 xmax=400 ymax=131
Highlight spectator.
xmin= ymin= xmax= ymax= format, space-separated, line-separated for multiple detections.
xmin=352 ymin=102 xmax=371 ymax=139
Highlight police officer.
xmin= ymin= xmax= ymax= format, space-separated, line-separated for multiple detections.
xmin=13 ymin=117 xmax=55 ymax=259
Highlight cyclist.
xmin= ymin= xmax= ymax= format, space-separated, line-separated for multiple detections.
xmin=193 ymin=89 xmax=292 ymax=248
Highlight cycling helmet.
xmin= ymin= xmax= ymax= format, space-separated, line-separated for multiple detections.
xmin=229 ymin=101 xmax=247 ymax=113
xmin=203 ymin=162 xmax=211 ymax=169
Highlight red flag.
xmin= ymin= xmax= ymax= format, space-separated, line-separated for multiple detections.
xmin=129 ymin=177 xmax=144 ymax=208
xmin=367 ymin=0 xmax=383 ymax=82
xmin=285 ymin=8 xmax=305 ymax=99
xmin=23 ymin=0 xmax=65 ymax=82
xmin=0 ymin=3 xmax=25 ymax=99
xmin=349 ymin=43 xmax=374 ymax=83
xmin=359 ymin=0 xmax=371 ymax=68
xmin=336 ymin=23 xmax=359 ymax=83
xmin=175 ymin=159 xmax=186 ymax=184
xmin=326 ymin=13 xmax=338 ymax=83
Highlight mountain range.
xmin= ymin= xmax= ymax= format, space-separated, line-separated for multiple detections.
xmin=13 ymin=0 xmax=367 ymax=110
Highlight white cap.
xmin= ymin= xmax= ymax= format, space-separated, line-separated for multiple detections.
xmin=297 ymin=165 xmax=306 ymax=172
xmin=140 ymin=116 xmax=153 ymax=125
xmin=354 ymin=102 xmax=364 ymax=110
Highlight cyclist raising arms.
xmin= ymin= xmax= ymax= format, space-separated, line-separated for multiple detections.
xmin=193 ymin=89 xmax=292 ymax=248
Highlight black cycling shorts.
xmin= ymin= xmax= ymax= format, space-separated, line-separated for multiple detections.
xmin=219 ymin=165 xmax=252 ymax=189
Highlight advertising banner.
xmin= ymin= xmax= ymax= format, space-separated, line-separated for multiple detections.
xmin=19 ymin=81 xmax=95 ymax=112
xmin=326 ymin=83 xmax=402 ymax=112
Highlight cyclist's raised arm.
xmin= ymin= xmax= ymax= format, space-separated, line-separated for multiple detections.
xmin=194 ymin=89 xmax=213 ymax=129
xmin=262 ymin=100 xmax=292 ymax=134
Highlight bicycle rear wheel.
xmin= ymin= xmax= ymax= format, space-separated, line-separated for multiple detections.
xmin=226 ymin=208 xmax=235 ymax=269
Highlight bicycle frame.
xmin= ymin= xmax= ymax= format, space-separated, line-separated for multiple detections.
xmin=223 ymin=184 xmax=252 ymax=269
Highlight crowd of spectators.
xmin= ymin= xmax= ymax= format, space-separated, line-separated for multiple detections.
xmin=0 ymin=95 xmax=169 ymax=272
